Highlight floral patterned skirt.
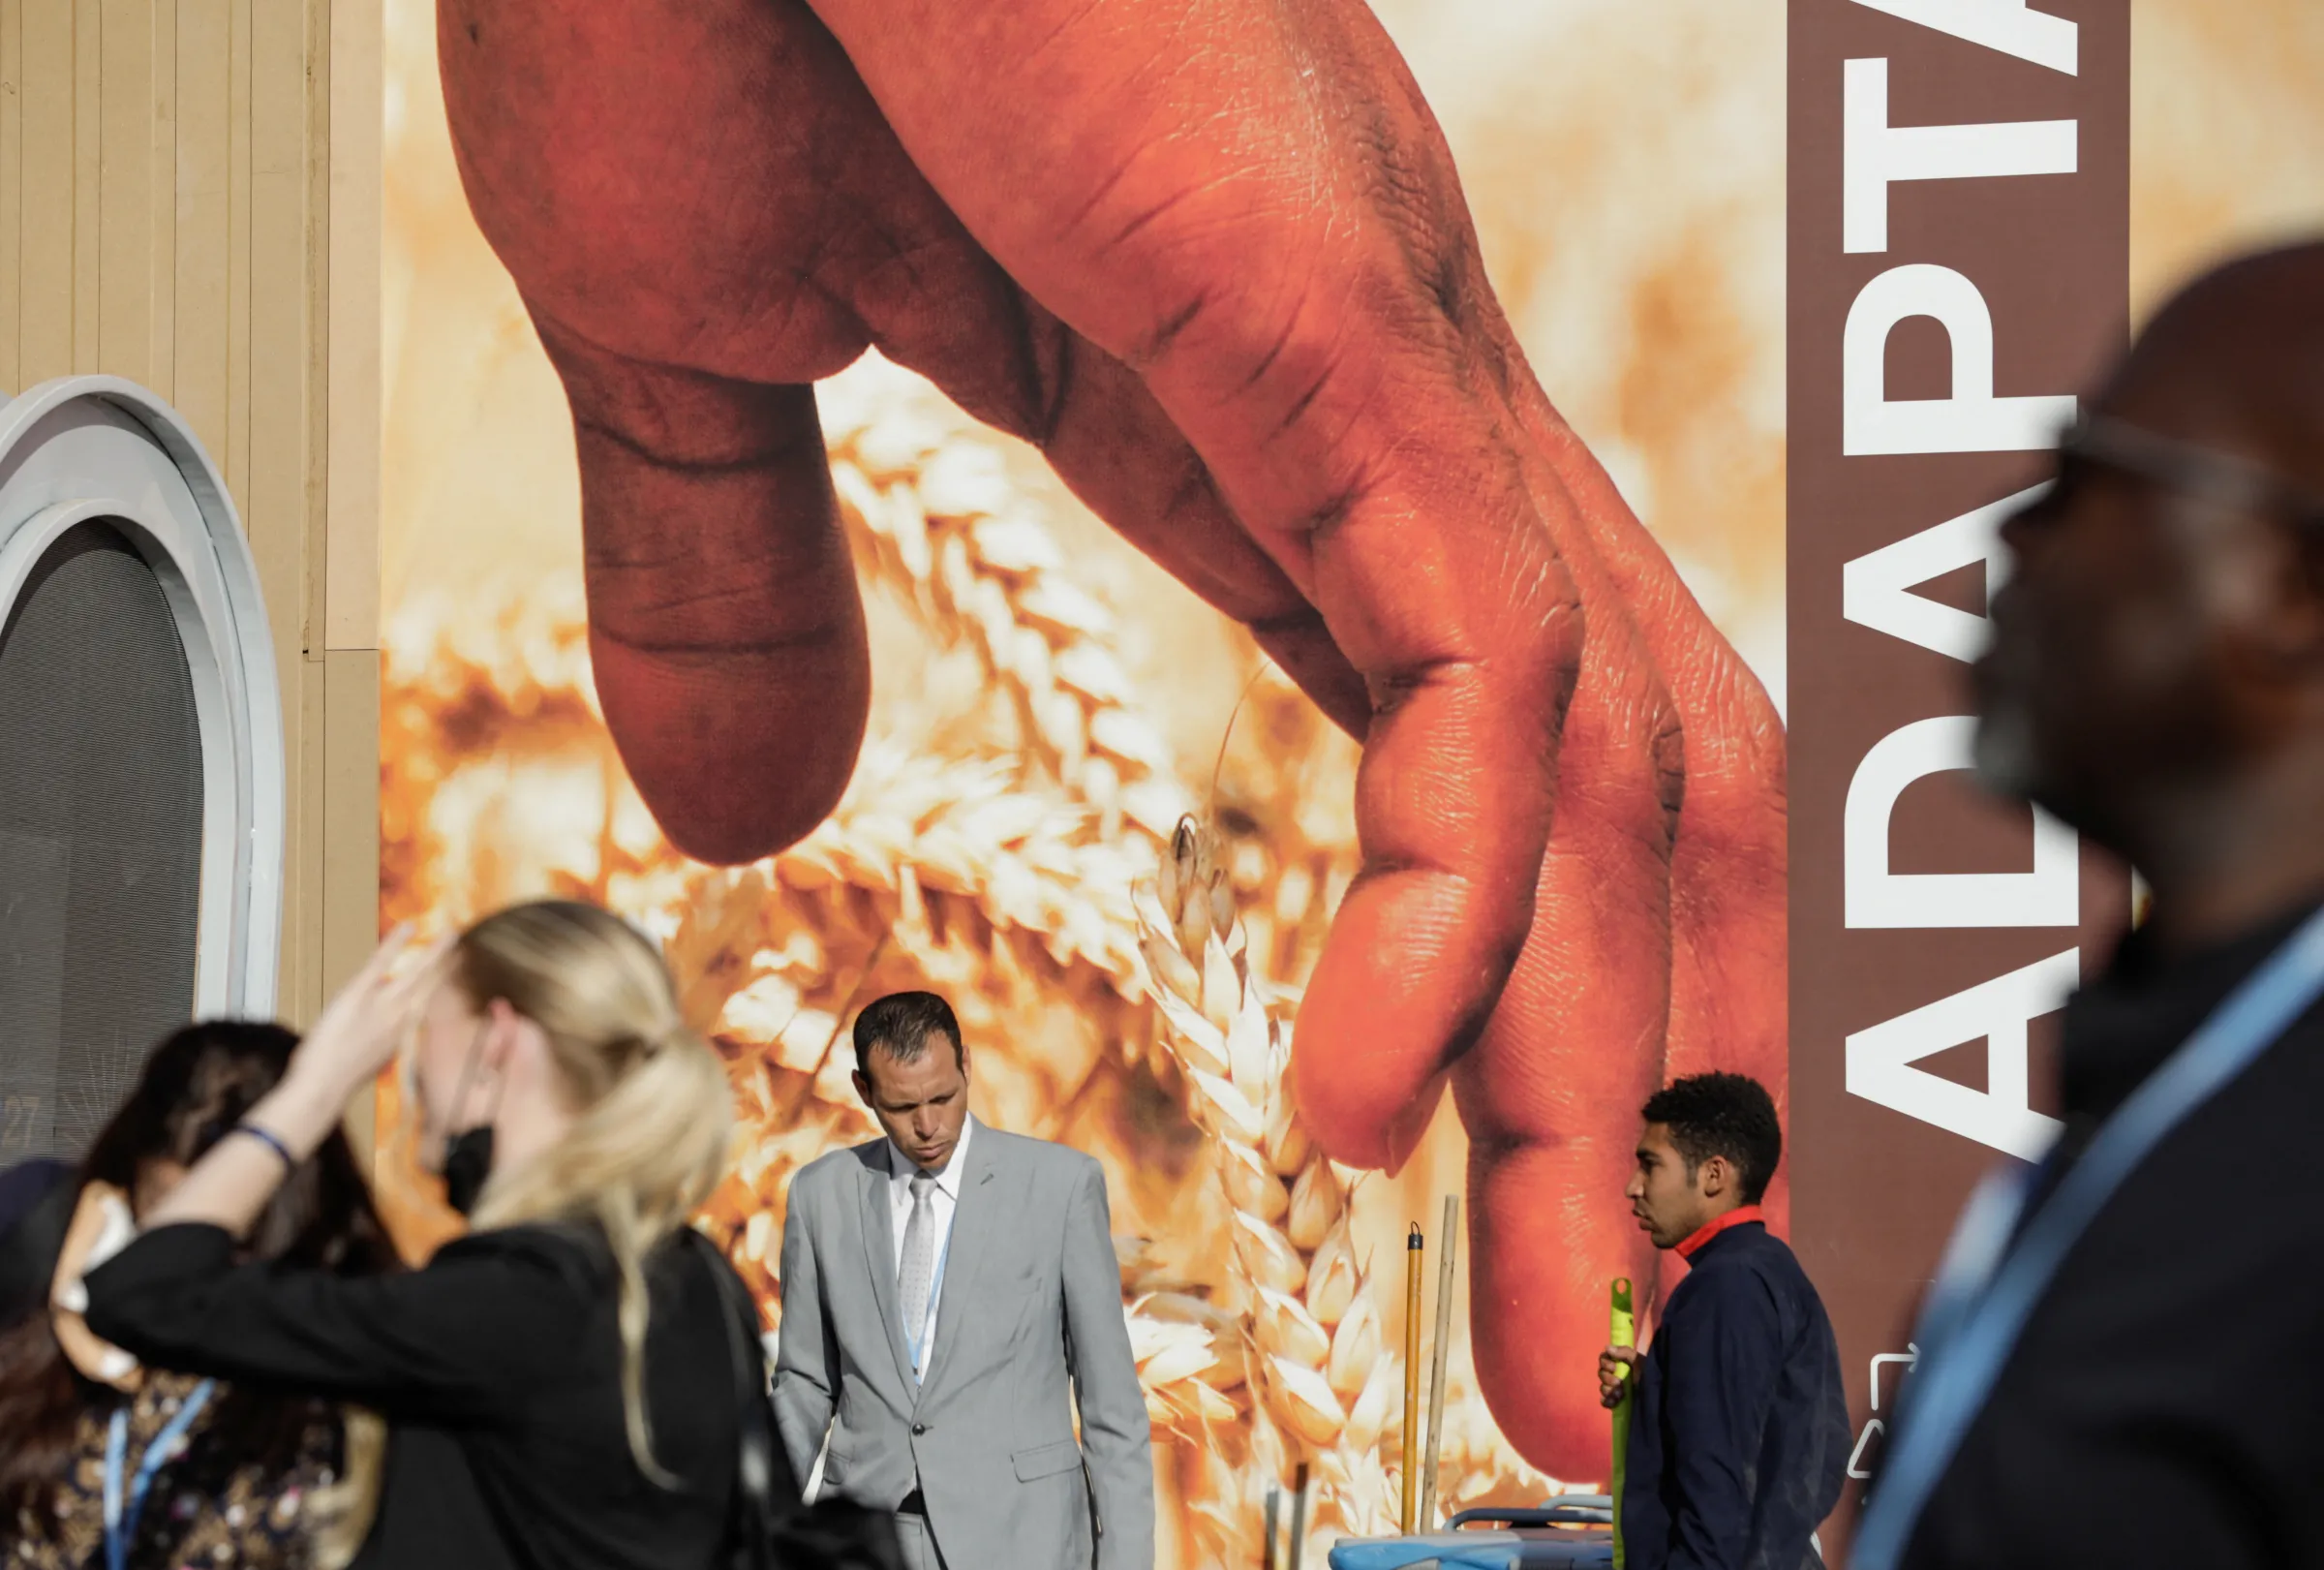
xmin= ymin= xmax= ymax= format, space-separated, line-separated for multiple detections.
xmin=9 ymin=1370 xmax=342 ymax=1570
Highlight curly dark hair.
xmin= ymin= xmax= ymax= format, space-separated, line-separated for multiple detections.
xmin=0 ymin=1020 xmax=399 ymax=1521
xmin=1640 ymin=1071 xmax=1783 ymax=1205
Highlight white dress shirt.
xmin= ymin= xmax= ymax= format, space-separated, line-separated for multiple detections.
xmin=887 ymin=1115 xmax=971 ymax=1379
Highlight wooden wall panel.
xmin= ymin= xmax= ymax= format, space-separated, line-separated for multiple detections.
xmin=15 ymin=0 xmax=71 ymax=382
xmin=170 ymin=0 xmax=226 ymax=449
xmin=0 ymin=0 xmax=381 ymax=1027
xmin=70 ymin=0 xmax=98 ymax=371
xmin=96 ymin=0 xmax=151 ymax=381
xmin=325 ymin=0 xmax=378 ymax=653
xmin=0 ymin=0 xmax=18 ymax=395
xmin=144 ymin=0 xmax=173 ymax=399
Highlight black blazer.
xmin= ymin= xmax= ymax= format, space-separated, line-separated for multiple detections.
xmin=84 ymin=1219 xmax=762 ymax=1570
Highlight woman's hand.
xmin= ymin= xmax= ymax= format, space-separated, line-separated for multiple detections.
xmin=50 ymin=1182 xmax=143 ymax=1388
xmin=138 ymin=927 xmax=452 ymax=1240
xmin=279 ymin=925 xmax=453 ymax=1116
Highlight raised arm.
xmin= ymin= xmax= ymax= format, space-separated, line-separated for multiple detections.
xmin=81 ymin=1222 xmax=589 ymax=1423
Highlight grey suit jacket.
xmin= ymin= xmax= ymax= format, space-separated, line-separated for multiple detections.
xmin=773 ymin=1120 xmax=1155 ymax=1570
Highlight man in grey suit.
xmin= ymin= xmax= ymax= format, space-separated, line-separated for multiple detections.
xmin=774 ymin=991 xmax=1155 ymax=1570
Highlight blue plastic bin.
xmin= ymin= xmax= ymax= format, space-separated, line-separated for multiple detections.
xmin=1325 ymin=1498 xmax=1616 ymax=1570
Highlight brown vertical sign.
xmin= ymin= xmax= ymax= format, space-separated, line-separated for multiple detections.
xmin=1788 ymin=1 xmax=2128 ymax=1557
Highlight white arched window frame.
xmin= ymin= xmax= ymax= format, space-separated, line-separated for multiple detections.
xmin=0 ymin=375 xmax=286 ymax=1017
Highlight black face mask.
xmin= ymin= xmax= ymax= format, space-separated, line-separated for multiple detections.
xmin=441 ymin=1125 xmax=495 ymax=1216
xmin=435 ymin=1023 xmax=503 ymax=1217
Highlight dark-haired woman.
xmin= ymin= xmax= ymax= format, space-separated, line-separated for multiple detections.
xmin=0 ymin=1020 xmax=399 ymax=1570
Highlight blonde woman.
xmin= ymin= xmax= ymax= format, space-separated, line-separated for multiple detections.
xmin=78 ymin=901 xmax=764 ymax=1570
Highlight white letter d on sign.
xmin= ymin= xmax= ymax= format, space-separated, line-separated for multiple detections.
xmin=1846 ymin=716 xmax=2078 ymax=928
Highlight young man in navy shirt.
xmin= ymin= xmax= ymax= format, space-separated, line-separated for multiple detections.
xmin=1598 ymin=1073 xmax=1849 ymax=1570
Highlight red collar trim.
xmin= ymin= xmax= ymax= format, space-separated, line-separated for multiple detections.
xmin=1674 ymin=1205 xmax=1764 ymax=1260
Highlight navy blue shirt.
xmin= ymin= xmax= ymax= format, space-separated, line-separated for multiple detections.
xmin=0 ymin=1157 xmax=75 ymax=1329
xmin=0 ymin=1156 xmax=71 ymax=1236
xmin=1623 ymin=1218 xmax=1849 ymax=1570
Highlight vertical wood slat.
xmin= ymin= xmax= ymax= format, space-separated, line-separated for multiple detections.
xmin=0 ymin=0 xmax=20 ymax=393
xmin=302 ymin=0 xmax=328 ymax=656
xmin=145 ymin=0 xmax=171 ymax=398
xmin=243 ymin=0 xmax=305 ymax=668
xmin=225 ymin=0 xmax=249 ymax=504
xmin=300 ymin=0 xmax=335 ymax=1021
xmin=324 ymin=0 xmax=377 ymax=652
xmin=96 ymin=0 xmax=147 ymax=381
xmin=17 ymin=0 xmax=70 ymax=383
xmin=70 ymin=0 xmax=96 ymax=370
xmin=249 ymin=0 xmax=318 ymax=1015
xmin=321 ymin=649 xmax=379 ymax=995
xmin=174 ymin=0 xmax=229 ymax=453
xmin=284 ymin=667 xmax=317 ymax=1032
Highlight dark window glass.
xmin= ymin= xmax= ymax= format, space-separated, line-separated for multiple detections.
xmin=0 ymin=520 xmax=203 ymax=1161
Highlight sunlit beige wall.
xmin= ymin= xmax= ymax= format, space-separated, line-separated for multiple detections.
xmin=0 ymin=0 xmax=383 ymax=1031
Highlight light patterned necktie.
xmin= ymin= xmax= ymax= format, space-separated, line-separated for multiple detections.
xmin=900 ymin=1173 xmax=939 ymax=1376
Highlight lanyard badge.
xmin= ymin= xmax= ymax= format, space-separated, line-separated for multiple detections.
xmin=103 ymin=1378 xmax=217 ymax=1570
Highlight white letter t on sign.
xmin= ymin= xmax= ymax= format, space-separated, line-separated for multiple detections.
xmin=1844 ymin=59 xmax=2076 ymax=253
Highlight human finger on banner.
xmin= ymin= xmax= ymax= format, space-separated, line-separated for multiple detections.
xmin=437 ymin=0 xmax=1785 ymax=1482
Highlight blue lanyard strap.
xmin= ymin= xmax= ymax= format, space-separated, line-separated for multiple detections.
xmin=104 ymin=1377 xmax=216 ymax=1570
xmin=1854 ymin=902 xmax=2324 ymax=1569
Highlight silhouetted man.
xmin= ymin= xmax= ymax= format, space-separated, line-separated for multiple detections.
xmin=1597 ymin=1073 xmax=1848 ymax=1570
xmin=1856 ymin=242 xmax=2324 ymax=1570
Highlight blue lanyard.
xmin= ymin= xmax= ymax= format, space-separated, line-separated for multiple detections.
xmin=104 ymin=1378 xmax=216 ymax=1570
xmin=1854 ymin=902 xmax=2324 ymax=1570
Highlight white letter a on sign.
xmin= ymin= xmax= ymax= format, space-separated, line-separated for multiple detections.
xmin=1847 ymin=949 xmax=2075 ymax=1159
xmin=1843 ymin=484 xmax=2040 ymax=662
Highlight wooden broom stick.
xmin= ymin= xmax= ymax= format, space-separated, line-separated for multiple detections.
xmin=1400 ymin=1222 xmax=1424 ymax=1533
xmin=1287 ymin=1462 xmax=1311 ymax=1569
xmin=1418 ymin=1194 xmax=1460 ymax=1531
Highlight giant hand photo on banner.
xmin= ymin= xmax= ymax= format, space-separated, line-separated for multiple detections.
xmin=374 ymin=0 xmax=1789 ymax=1561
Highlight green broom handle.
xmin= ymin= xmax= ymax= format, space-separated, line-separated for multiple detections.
xmin=1609 ymin=1277 xmax=1636 ymax=1570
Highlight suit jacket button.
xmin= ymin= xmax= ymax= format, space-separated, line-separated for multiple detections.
xmin=912 ymin=1423 xmax=927 ymax=1435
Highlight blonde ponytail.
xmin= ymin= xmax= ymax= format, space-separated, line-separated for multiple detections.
xmin=448 ymin=901 xmax=736 ymax=1483
xmin=309 ymin=1407 xmax=386 ymax=1570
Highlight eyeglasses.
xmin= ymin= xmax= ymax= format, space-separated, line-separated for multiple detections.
xmin=2037 ymin=413 xmax=2324 ymax=538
